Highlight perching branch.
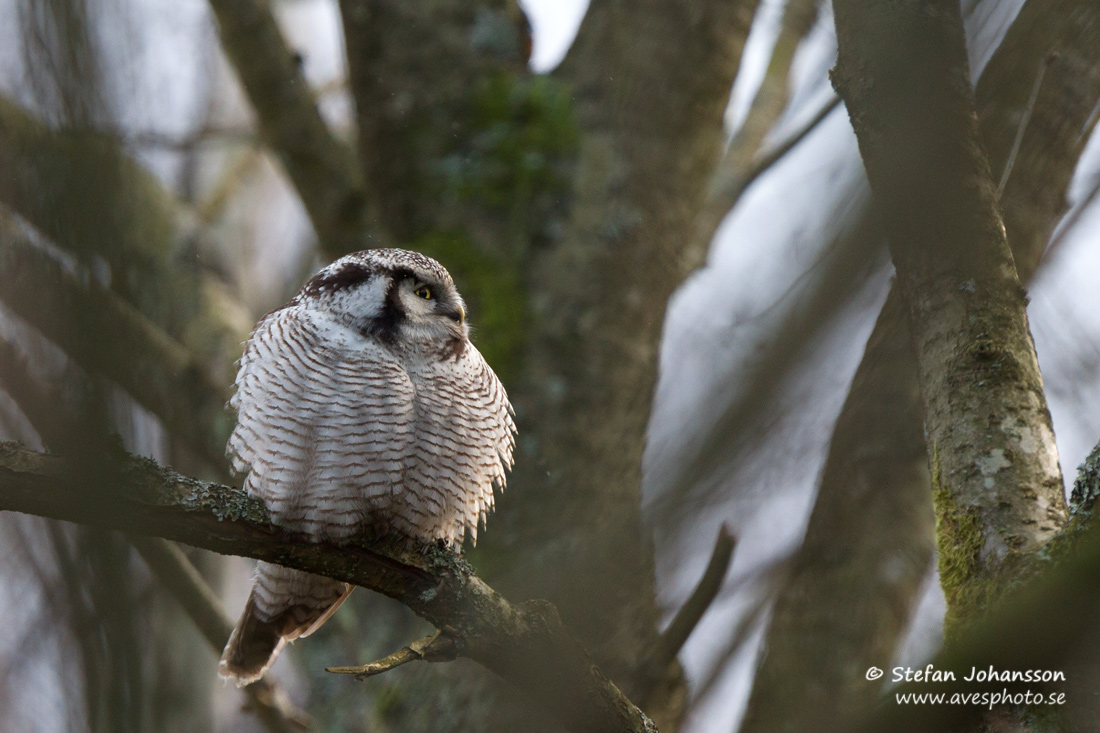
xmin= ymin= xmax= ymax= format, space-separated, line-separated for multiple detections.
xmin=206 ymin=0 xmax=373 ymax=258
xmin=0 ymin=443 xmax=658 ymax=733
xmin=0 ymin=323 xmax=305 ymax=732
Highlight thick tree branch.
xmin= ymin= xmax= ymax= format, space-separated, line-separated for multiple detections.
xmin=0 ymin=322 xmax=304 ymax=732
xmin=855 ymin=443 xmax=1100 ymax=732
xmin=742 ymin=0 xmax=1100 ymax=727
xmin=0 ymin=443 xmax=657 ymax=733
xmin=206 ymin=0 xmax=372 ymax=258
xmin=833 ymin=0 xmax=1068 ymax=639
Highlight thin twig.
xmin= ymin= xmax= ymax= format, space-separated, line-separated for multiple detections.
xmin=1046 ymin=171 xmax=1100 ymax=258
xmin=326 ymin=632 xmax=456 ymax=680
xmin=997 ymin=53 xmax=1058 ymax=199
xmin=652 ymin=525 xmax=736 ymax=669
xmin=740 ymin=95 xmax=842 ymax=200
xmin=693 ymin=94 xmax=841 ymax=259
xmin=1078 ymin=96 xmax=1100 ymax=153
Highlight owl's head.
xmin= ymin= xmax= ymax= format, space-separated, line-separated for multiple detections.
xmin=297 ymin=249 xmax=468 ymax=348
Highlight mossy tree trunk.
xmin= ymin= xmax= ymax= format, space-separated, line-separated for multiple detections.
xmin=828 ymin=9 xmax=1087 ymax=733
xmin=741 ymin=0 xmax=1100 ymax=728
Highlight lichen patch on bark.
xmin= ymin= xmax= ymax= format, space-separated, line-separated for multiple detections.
xmin=976 ymin=448 xmax=1011 ymax=490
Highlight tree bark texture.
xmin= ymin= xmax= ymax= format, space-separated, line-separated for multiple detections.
xmin=832 ymin=0 xmax=1067 ymax=634
xmin=857 ymin=444 xmax=1100 ymax=733
xmin=742 ymin=0 xmax=1100 ymax=726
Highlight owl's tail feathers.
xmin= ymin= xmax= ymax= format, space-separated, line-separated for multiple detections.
xmin=219 ymin=563 xmax=353 ymax=687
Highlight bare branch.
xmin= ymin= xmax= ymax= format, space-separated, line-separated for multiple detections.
xmin=692 ymin=0 xmax=825 ymax=258
xmin=206 ymin=0 xmax=373 ymax=257
xmin=0 ymin=443 xmax=657 ymax=733
xmin=326 ymin=632 xmax=454 ymax=680
xmin=652 ymin=525 xmax=735 ymax=671
xmin=995 ymin=53 xmax=1057 ymax=198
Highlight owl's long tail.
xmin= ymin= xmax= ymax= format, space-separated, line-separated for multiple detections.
xmin=219 ymin=561 xmax=352 ymax=686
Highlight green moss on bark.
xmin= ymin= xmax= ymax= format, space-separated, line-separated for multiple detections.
xmin=438 ymin=72 xmax=578 ymax=213
xmin=932 ymin=445 xmax=987 ymax=638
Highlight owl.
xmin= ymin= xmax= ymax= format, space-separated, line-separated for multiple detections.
xmin=219 ymin=249 xmax=516 ymax=685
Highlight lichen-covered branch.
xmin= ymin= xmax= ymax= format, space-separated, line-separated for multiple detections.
xmin=0 ymin=443 xmax=657 ymax=733
xmin=326 ymin=632 xmax=448 ymax=679
xmin=854 ymin=443 xmax=1100 ymax=732
xmin=206 ymin=0 xmax=373 ymax=258
xmin=832 ymin=0 xmax=1067 ymax=635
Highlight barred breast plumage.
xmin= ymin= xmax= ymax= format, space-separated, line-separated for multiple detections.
xmin=219 ymin=248 xmax=516 ymax=685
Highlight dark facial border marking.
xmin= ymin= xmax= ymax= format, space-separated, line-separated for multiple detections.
xmin=300 ymin=261 xmax=382 ymax=298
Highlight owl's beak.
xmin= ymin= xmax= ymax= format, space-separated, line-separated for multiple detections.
xmin=443 ymin=305 xmax=465 ymax=324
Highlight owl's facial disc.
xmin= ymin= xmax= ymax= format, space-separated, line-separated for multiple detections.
xmin=297 ymin=250 xmax=468 ymax=348
xmin=393 ymin=276 xmax=468 ymax=342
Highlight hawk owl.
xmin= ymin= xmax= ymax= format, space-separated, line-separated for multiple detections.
xmin=219 ymin=248 xmax=516 ymax=684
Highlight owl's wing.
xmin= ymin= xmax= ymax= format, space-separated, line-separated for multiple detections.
xmin=403 ymin=343 xmax=517 ymax=545
xmin=227 ymin=307 xmax=416 ymax=541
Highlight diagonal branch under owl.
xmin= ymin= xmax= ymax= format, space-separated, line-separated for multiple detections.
xmin=326 ymin=630 xmax=456 ymax=679
xmin=0 ymin=442 xmax=658 ymax=733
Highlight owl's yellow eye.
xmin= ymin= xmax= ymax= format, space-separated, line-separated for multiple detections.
xmin=415 ymin=286 xmax=432 ymax=300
